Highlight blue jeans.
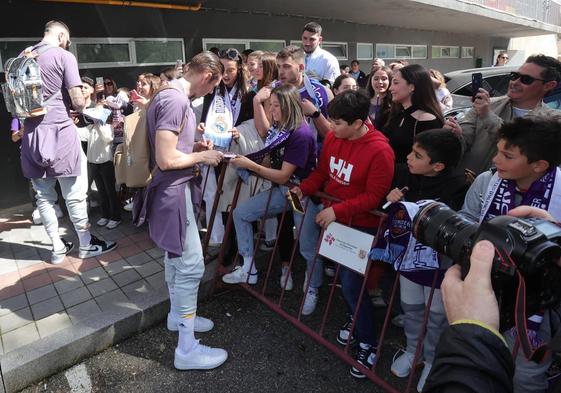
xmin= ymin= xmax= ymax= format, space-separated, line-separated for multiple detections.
xmin=233 ymin=186 xmax=323 ymax=289
xmin=341 ymin=266 xmax=377 ymax=346
xmin=31 ymin=150 xmax=89 ymax=246
xmin=295 ymin=200 xmax=324 ymax=289
xmin=164 ymin=185 xmax=205 ymax=316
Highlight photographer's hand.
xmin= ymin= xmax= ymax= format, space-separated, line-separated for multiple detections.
xmin=441 ymin=240 xmax=499 ymax=331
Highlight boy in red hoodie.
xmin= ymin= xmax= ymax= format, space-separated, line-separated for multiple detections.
xmin=291 ymin=90 xmax=395 ymax=377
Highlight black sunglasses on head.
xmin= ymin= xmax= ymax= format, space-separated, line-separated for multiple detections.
xmin=219 ymin=49 xmax=241 ymax=62
xmin=509 ymin=72 xmax=547 ymax=85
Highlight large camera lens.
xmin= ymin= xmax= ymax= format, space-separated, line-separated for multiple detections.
xmin=412 ymin=202 xmax=478 ymax=264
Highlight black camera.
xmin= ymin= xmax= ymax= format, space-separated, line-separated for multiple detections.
xmin=412 ymin=201 xmax=561 ymax=328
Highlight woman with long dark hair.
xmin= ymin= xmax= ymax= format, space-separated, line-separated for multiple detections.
xmin=384 ymin=64 xmax=444 ymax=163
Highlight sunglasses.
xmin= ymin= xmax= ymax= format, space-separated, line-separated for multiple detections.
xmin=219 ymin=49 xmax=241 ymax=62
xmin=104 ymin=81 xmax=114 ymax=86
xmin=509 ymin=72 xmax=547 ymax=85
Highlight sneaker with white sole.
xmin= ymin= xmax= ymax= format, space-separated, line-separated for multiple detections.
xmin=79 ymin=235 xmax=117 ymax=259
xmin=174 ymin=340 xmax=228 ymax=370
xmin=222 ymin=266 xmax=257 ymax=285
xmin=302 ymin=288 xmax=318 ymax=315
xmin=96 ymin=218 xmax=109 ymax=226
xmin=391 ymin=349 xmax=417 ymax=378
xmin=123 ymin=199 xmax=134 ymax=212
xmin=51 ymin=239 xmax=74 ymax=265
xmin=351 ymin=342 xmax=377 ymax=378
xmin=106 ymin=220 xmax=121 ymax=230
xmin=337 ymin=316 xmax=356 ymax=346
xmin=417 ymin=362 xmax=432 ymax=392
xmin=167 ymin=313 xmax=214 ymax=333
xmin=371 ymin=295 xmax=387 ymax=308
xmin=280 ymin=266 xmax=293 ymax=291
xmin=392 ymin=314 xmax=405 ymax=328
xmin=259 ymin=239 xmax=276 ymax=251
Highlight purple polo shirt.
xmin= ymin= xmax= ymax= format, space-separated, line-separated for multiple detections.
xmin=281 ymin=122 xmax=316 ymax=180
xmin=137 ymin=80 xmax=197 ymax=257
xmin=20 ymin=42 xmax=82 ymax=179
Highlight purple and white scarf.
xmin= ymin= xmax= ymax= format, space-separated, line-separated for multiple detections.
xmin=481 ymin=167 xmax=561 ymax=222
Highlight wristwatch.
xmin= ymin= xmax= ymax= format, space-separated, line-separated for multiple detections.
xmin=311 ymin=110 xmax=321 ymax=119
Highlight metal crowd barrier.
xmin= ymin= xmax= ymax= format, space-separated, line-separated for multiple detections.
xmin=195 ymin=164 xmax=440 ymax=393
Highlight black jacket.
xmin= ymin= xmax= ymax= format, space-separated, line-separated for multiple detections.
xmin=392 ymin=163 xmax=469 ymax=211
xmin=424 ymin=323 xmax=514 ymax=393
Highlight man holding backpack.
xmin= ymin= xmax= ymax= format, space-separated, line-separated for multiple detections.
xmin=18 ymin=20 xmax=116 ymax=263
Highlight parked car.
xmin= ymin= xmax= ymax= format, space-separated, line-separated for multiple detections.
xmin=443 ymin=65 xmax=561 ymax=119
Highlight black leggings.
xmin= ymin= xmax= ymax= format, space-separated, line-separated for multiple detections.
xmin=88 ymin=161 xmax=121 ymax=221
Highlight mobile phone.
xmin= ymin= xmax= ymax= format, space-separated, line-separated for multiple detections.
xmin=288 ymin=191 xmax=305 ymax=214
xmin=176 ymin=59 xmax=183 ymax=69
xmin=471 ymin=72 xmax=483 ymax=102
xmin=95 ymin=76 xmax=104 ymax=86
xmin=0 ymin=72 xmax=6 ymax=84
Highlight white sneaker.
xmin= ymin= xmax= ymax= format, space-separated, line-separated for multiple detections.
xmin=371 ymin=295 xmax=387 ymax=308
xmin=302 ymin=288 xmax=318 ymax=315
xmin=123 ymin=199 xmax=134 ymax=212
xmin=32 ymin=208 xmax=42 ymax=225
xmin=167 ymin=313 xmax=215 ymax=333
xmin=97 ymin=218 xmax=109 ymax=226
xmin=79 ymin=235 xmax=117 ymax=259
xmin=51 ymin=239 xmax=74 ymax=265
xmin=106 ymin=220 xmax=121 ymax=230
xmin=174 ymin=340 xmax=228 ymax=370
xmin=280 ymin=266 xmax=293 ymax=291
xmin=417 ymin=362 xmax=432 ymax=392
xmin=391 ymin=349 xmax=417 ymax=378
xmin=392 ymin=314 xmax=405 ymax=328
xmin=222 ymin=266 xmax=257 ymax=285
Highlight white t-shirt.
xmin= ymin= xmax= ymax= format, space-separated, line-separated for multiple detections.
xmin=304 ymin=47 xmax=340 ymax=83
xmin=512 ymin=106 xmax=531 ymax=118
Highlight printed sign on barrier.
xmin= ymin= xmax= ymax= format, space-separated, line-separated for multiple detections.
xmin=319 ymin=222 xmax=374 ymax=275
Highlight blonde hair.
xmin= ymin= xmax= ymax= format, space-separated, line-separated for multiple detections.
xmin=271 ymin=84 xmax=304 ymax=131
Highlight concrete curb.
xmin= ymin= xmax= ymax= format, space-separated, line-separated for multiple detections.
xmin=0 ymin=260 xmax=218 ymax=393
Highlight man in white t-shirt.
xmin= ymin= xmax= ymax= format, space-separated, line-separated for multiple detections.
xmin=301 ymin=21 xmax=340 ymax=83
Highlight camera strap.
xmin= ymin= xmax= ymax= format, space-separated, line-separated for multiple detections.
xmin=513 ymin=266 xmax=550 ymax=363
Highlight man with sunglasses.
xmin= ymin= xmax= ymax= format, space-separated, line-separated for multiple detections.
xmin=20 ymin=20 xmax=117 ymax=264
xmin=445 ymin=54 xmax=560 ymax=175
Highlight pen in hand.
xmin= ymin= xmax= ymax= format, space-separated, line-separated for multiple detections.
xmin=382 ymin=186 xmax=409 ymax=209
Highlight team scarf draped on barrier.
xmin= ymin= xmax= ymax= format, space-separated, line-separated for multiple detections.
xmin=369 ymin=200 xmax=440 ymax=272
xmin=236 ymin=125 xmax=293 ymax=183
xmin=204 ymin=86 xmax=241 ymax=148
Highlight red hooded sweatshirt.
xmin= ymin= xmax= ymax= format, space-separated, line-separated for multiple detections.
xmin=299 ymin=123 xmax=394 ymax=228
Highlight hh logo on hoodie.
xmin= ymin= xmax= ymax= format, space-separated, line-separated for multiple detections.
xmin=329 ymin=157 xmax=353 ymax=185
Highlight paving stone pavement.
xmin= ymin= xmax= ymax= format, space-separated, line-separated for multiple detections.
xmin=0 ymin=204 xmax=163 ymax=357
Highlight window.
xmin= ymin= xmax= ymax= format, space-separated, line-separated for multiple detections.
xmin=432 ymin=46 xmax=460 ymax=59
xmin=375 ymin=43 xmax=427 ymax=60
xmin=0 ymin=37 xmax=185 ymax=70
xmin=76 ymin=42 xmax=131 ymax=65
xmin=321 ymin=42 xmax=348 ymax=60
xmin=462 ymin=46 xmax=474 ymax=58
xmin=202 ymin=38 xmax=286 ymax=53
xmin=356 ymin=43 xmax=373 ymax=60
xmin=135 ymin=39 xmax=184 ymax=65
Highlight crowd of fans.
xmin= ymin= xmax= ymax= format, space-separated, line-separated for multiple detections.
xmin=8 ymin=18 xmax=561 ymax=393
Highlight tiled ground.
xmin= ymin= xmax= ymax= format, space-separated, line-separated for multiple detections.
xmin=0 ymin=205 xmax=166 ymax=356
